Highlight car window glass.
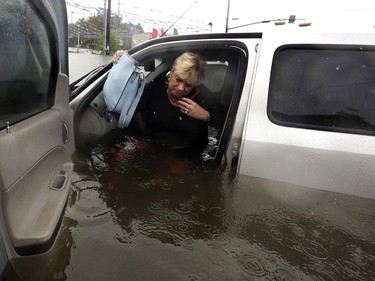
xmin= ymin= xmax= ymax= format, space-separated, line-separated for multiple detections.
xmin=202 ymin=61 xmax=228 ymax=94
xmin=0 ymin=0 xmax=53 ymax=130
xmin=139 ymin=58 xmax=163 ymax=76
xmin=268 ymin=46 xmax=375 ymax=135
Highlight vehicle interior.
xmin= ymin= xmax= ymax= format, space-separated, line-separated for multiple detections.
xmin=73 ymin=42 xmax=248 ymax=164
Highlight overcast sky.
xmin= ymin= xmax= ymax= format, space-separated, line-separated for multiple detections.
xmin=66 ymin=0 xmax=375 ymax=34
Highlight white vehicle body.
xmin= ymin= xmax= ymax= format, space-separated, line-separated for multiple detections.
xmin=236 ymin=31 xmax=375 ymax=200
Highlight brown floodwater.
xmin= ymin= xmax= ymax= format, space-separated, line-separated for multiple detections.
xmin=5 ymin=132 xmax=375 ymax=281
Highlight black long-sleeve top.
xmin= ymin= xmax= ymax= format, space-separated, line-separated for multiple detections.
xmin=134 ymin=78 xmax=223 ymax=153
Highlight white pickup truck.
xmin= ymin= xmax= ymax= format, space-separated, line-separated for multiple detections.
xmin=0 ymin=0 xmax=374 ymax=272
xmin=74 ymin=30 xmax=375 ymax=201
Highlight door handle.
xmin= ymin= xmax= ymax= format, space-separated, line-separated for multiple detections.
xmin=62 ymin=121 xmax=68 ymax=144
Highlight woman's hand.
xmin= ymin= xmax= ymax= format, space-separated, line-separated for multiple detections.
xmin=112 ymin=50 xmax=124 ymax=64
xmin=178 ymin=97 xmax=210 ymax=122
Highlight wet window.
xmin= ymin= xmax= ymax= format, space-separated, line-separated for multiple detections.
xmin=268 ymin=46 xmax=375 ymax=135
xmin=0 ymin=0 xmax=53 ymax=129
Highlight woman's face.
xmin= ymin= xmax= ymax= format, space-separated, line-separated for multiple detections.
xmin=168 ymin=70 xmax=195 ymax=98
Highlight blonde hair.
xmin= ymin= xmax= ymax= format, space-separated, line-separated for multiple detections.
xmin=171 ymin=52 xmax=207 ymax=86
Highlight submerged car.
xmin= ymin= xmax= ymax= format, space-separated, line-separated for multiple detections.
xmin=1 ymin=0 xmax=374 ymax=275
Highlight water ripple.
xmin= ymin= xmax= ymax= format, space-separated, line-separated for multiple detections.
xmin=237 ymin=252 xmax=269 ymax=279
xmin=211 ymin=233 xmax=231 ymax=248
xmin=179 ymin=238 xmax=194 ymax=251
xmin=271 ymin=266 xmax=305 ymax=281
xmin=300 ymin=239 xmax=329 ymax=260
xmin=166 ymin=211 xmax=182 ymax=223
xmin=181 ymin=213 xmax=199 ymax=225
xmin=209 ymin=206 xmax=227 ymax=218
xmin=176 ymin=201 xmax=194 ymax=214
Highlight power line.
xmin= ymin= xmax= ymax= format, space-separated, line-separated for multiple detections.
xmin=66 ymin=0 xmax=210 ymax=33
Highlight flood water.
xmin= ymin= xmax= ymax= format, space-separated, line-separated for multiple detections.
xmin=5 ymin=132 xmax=375 ymax=281
xmin=68 ymin=50 xmax=111 ymax=82
xmin=3 ymin=52 xmax=374 ymax=280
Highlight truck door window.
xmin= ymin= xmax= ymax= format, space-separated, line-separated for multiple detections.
xmin=0 ymin=0 xmax=54 ymax=130
xmin=268 ymin=46 xmax=375 ymax=136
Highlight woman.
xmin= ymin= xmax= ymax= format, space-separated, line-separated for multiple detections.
xmin=112 ymin=51 xmax=222 ymax=155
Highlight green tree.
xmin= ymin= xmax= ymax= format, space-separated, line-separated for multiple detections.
xmin=68 ymin=14 xmax=144 ymax=54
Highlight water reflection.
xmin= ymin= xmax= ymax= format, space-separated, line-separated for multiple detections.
xmin=228 ymin=176 xmax=375 ymax=280
xmin=89 ymin=135 xmax=229 ymax=248
xmin=5 ymin=209 xmax=76 ymax=281
xmin=6 ymin=134 xmax=375 ymax=280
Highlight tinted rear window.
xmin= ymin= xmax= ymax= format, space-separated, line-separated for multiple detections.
xmin=268 ymin=45 xmax=375 ymax=136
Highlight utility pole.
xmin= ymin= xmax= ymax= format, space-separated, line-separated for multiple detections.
xmin=225 ymin=0 xmax=230 ymax=33
xmin=103 ymin=0 xmax=107 ymax=55
xmin=77 ymin=32 xmax=80 ymax=53
xmin=106 ymin=0 xmax=111 ymax=55
xmin=70 ymin=11 xmax=75 ymax=23
xmin=118 ymin=0 xmax=120 ymax=31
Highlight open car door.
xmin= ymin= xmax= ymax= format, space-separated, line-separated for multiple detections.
xmin=0 ymin=0 xmax=73 ymax=261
